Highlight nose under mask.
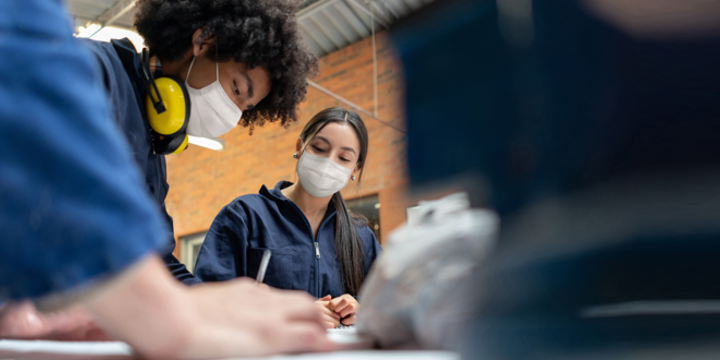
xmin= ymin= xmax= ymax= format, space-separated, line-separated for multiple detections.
xmin=184 ymin=57 xmax=243 ymax=138
xmin=296 ymin=152 xmax=354 ymax=198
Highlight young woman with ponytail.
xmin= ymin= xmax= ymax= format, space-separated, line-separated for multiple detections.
xmin=194 ymin=107 xmax=381 ymax=328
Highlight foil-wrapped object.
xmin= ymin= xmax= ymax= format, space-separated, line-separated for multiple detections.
xmin=357 ymin=193 xmax=498 ymax=350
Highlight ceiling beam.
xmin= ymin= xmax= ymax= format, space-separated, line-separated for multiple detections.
xmin=334 ymin=1 xmax=371 ymax=38
xmin=309 ymin=16 xmax=346 ymax=49
xmin=321 ymin=6 xmax=355 ymax=44
xmin=301 ymin=23 xmax=333 ymax=54
xmin=307 ymin=80 xmax=407 ymax=135
xmin=96 ymin=0 xmax=136 ymax=27
xmin=298 ymin=0 xmax=344 ymax=21
xmin=346 ymin=0 xmax=390 ymax=28
xmin=379 ymin=0 xmax=401 ymax=20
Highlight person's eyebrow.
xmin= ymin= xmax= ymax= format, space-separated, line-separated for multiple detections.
xmin=313 ymin=135 xmax=357 ymax=154
xmin=241 ymin=71 xmax=255 ymax=111
xmin=242 ymin=71 xmax=254 ymax=99
xmin=313 ymin=136 xmax=330 ymax=145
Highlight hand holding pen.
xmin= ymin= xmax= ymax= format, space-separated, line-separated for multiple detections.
xmin=255 ymin=250 xmax=272 ymax=284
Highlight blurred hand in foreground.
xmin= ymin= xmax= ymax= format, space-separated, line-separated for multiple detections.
xmin=84 ymin=256 xmax=336 ymax=359
xmin=0 ymin=300 xmax=108 ymax=341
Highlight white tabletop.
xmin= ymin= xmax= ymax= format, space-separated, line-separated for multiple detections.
xmin=0 ymin=339 xmax=459 ymax=360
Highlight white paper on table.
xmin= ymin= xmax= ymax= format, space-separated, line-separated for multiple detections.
xmin=326 ymin=326 xmax=372 ymax=348
xmin=235 ymin=350 xmax=460 ymax=360
xmin=0 ymin=340 xmax=133 ymax=359
xmin=0 ymin=339 xmax=459 ymax=360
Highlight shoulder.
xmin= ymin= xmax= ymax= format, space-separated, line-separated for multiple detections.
xmin=349 ymin=213 xmax=370 ymax=234
xmin=354 ymin=222 xmax=381 ymax=264
xmin=232 ymin=192 xmax=278 ymax=210
xmin=220 ymin=192 xmax=281 ymax=218
xmin=77 ymin=39 xmax=123 ymax=91
xmin=354 ymin=220 xmax=376 ymax=242
xmin=78 ymin=38 xmax=111 ymax=53
xmin=78 ymin=39 xmax=117 ymax=69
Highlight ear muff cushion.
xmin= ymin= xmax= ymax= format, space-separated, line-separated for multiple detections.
xmin=154 ymin=134 xmax=188 ymax=155
xmin=146 ymin=76 xmax=190 ymax=136
xmin=169 ymin=134 xmax=189 ymax=155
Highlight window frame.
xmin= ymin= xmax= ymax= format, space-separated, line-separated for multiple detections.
xmin=180 ymin=232 xmax=207 ymax=274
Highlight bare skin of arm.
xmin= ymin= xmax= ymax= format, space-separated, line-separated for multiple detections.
xmin=1 ymin=256 xmax=335 ymax=359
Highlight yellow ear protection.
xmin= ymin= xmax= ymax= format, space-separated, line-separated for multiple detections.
xmin=139 ymin=48 xmax=190 ymax=155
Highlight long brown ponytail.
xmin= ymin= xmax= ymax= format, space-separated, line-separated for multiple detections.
xmin=298 ymin=108 xmax=369 ymax=295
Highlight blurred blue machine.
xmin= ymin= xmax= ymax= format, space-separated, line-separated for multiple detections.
xmin=392 ymin=0 xmax=720 ymax=358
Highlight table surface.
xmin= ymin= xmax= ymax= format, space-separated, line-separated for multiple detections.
xmin=0 ymin=339 xmax=460 ymax=360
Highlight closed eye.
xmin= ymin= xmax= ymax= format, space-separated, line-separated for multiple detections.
xmin=312 ymin=145 xmax=325 ymax=153
xmin=339 ymin=157 xmax=350 ymax=162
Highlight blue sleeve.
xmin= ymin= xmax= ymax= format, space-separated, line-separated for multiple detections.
xmin=194 ymin=204 xmax=250 ymax=282
xmin=80 ymin=39 xmax=200 ymax=286
xmin=0 ymin=0 xmax=167 ymax=299
xmin=160 ymin=207 xmax=202 ymax=285
xmin=360 ymin=226 xmax=382 ymax=276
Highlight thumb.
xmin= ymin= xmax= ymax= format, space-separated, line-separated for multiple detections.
xmin=320 ymin=295 xmax=332 ymax=301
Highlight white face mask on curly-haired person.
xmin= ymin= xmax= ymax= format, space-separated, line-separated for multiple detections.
xmin=177 ymin=30 xmax=271 ymax=138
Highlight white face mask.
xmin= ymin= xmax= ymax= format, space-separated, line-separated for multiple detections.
xmin=184 ymin=57 xmax=243 ymax=138
xmin=297 ymin=152 xmax=354 ymax=198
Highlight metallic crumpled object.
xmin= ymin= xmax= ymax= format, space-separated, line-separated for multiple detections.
xmin=357 ymin=193 xmax=498 ymax=350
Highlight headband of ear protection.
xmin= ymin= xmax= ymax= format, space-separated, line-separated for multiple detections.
xmin=139 ymin=48 xmax=190 ymax=155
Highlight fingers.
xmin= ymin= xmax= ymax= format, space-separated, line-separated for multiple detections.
xmin=0 ymin=300 xmax=103 ymax=341
xmin=322 ymin=318 xmax=339 ymax=329
xmin=0 ymin=301 xmax=45 ymax=338
xmin=223 ymin=280 xmax=315 ymax=307
xmin=257 ymin=289 xmax=329 ymax=329
xmin=255 ymin=283 xmax=270 ymax=292
xmin=329 ymin=299 xmax=348 ymax=314
xmin=340 ymin=314 xmax=357 ymax=325
xmin=315 ymin=295 xmax=332 ymax=308
xmin=284 ymin=299 xmax=327 ymax=325
xmin=194 ymin=281 xmax=327 ymax=329
xmin=327 ymin=294 xmax=354 ymax=308
xmin=338 ymin=303 xmax=358 ymax=318
xmin=327 ymin=294 xmax=359 ymax=319
xmin=183 ymin=281 xmax=336 ymax=357
xmin=186 ymin=280 xmax=342 ymax=356
xmin=316 ymin=304 xmax=340 ymax=328
xmin=327 ymin=297 xmax=345 ymax=311
xmin=319 ymin=306 xmax=340 ymax=320
xmin=274 ymin=323 xmax=337 ymax=354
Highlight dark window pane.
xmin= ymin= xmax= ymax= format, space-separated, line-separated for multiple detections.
xmin=346 ymin=194 xmax=381 ymax=242
xmin=191 ymin=243 xmax=202 ymax=271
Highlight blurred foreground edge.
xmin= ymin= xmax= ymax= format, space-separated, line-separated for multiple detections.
xmin=392 ymin=0 xmax=720 ymax=358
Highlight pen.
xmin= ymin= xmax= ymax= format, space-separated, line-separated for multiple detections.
xmin=255 ymin=249 xmax=272 ymax=284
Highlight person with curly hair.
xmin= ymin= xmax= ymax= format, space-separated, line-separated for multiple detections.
xmin=134 ymin=0 xmax=319 ymax=131
xmin=0 ymin=0 xmax=327 ymax=349
xmin=82 ymin=0 xmax=319 ymax=285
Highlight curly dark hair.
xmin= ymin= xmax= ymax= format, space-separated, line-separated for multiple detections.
xmin=134 ymin=0 xmax=319 ymax=132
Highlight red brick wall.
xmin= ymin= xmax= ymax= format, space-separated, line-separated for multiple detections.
xmin=165 ymin=31 xmax=415 ymax=258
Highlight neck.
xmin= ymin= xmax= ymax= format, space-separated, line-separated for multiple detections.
xmin=157 ymin=50 xmax=193 ymax=79
xmin=282 ymin=182 xmax=332 ymax=220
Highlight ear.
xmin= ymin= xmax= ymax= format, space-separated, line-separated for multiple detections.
xmin=295 ymin=138 xmax=303 ymax=153
xmin=191 ymin=28 xmax=216 ymax=58
xmin=351 ymin=162 xmax=362 ymax=178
